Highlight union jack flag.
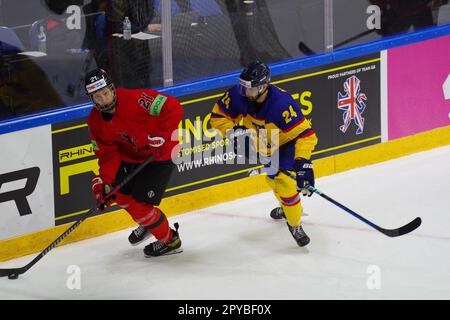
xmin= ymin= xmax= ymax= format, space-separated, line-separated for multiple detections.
xmin=337 ymin=75 xmax=367 ymax=134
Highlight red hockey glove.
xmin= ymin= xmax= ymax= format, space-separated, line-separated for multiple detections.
xmin=91 ymin=176 xmax=115 ymax=210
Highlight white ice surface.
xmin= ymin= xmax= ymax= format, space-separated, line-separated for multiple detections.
xmin=1 ymin=146 xmax=449 ymax=300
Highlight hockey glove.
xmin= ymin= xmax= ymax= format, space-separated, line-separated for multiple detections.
xmin=227 ymin=126 xmax=256 ymax=159
xmin=294 ymin=159 xmax=315 ymax=197
xmin=91 ymin=176 xmax=115 ymax=210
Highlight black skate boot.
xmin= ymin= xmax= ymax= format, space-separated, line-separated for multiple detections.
xmin=128 ymin=225 xmax=152 ymax=246
xmin=287 ymin=222 xmax=310 ymax=247
xmin=270 ymin=207 xmax=286 ymax=220
xmin=144 ymin=223 xmax=183 ymax=257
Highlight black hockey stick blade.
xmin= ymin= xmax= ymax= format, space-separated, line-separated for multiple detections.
xmin=377 ymin=217 xmax=422 ymax=237
xmin=0 ymin=267 xmax=26 ymax=279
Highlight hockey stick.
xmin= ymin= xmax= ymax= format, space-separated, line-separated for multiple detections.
xmin=277 ymin=168 xmax=422 ymax=237
xmin=0 ymin=154 xmax=154 ymax=280
xmin=299 ymin=29 xmax=375 ymax=55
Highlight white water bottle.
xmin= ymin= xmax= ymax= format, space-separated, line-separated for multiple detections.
xmin=37 ymin=26 xmax=47 ymax=53
xmin=123 ymin=16 xmax=132 ymax=40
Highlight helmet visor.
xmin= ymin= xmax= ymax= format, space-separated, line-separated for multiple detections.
xmin=239 ymin=78 xmax=258 ymax=95
xmin=239 ymin=78 xmax=266 ymax=101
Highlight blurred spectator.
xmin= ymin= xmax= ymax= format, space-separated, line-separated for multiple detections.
xmin=220 ymin=0 xmax=290 ymax=66
xmin=43 ymin=0 xmax=84 ymax=15
xmin=103 ymin=0 xmax=157 ymax=89
xmin=150 ymin=0 xmax=193 ymax=32
xmin=82 ymin=0 xmax=109 ymax=73
xmin=103 ymin=0 xmax=194 ymax=88
xmin=37 ymin=0 xmax=86 ymax=54
xmin=369 ymin=0 xmax=437 ymax=36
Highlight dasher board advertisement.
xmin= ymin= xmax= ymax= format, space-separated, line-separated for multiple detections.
xmin=0 ymin=125 xmax=54 ymax=240
xmin=51 ymin=53 xmax=381 ymax=225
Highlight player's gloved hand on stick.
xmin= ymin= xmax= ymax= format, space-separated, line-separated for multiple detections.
xmin=294 ymin=158 xmax=315 ymax=197
xmin=91 ymin=176 xmax=115 ymax=210
xmin=228 ymin=126 xmax=256 ymax=159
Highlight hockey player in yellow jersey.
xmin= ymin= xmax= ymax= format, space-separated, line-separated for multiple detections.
xmin=210 ymin=61 xmax=318 ymax=246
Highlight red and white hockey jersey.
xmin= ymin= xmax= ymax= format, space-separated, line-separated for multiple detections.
xmin=87 ymin=88 xmax=183 ymax=185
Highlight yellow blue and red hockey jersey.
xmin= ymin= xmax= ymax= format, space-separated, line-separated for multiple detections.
xmin=210 ymin=84 xmax=318 ymax=170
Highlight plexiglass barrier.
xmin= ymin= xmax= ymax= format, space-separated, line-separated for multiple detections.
xmin=0 ymin=0 xmax=449 ymax=121
xmin=333 ymin=0 xmax=450 ymax=50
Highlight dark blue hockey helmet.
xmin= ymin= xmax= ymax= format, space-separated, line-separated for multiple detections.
xmin=238 ymin=61 xmax=271 ymax=100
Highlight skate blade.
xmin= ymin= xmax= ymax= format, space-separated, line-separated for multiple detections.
xmin=144 ymin=248 xmax=183 ymax=258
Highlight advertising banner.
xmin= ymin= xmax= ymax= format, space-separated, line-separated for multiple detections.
xmin=51 ymin=53 xmax=381 ymax=226
xmin=388 ymin=34 xmax=450 ymax=140
xmin=274 ymin=53 xmax=381 ymax=159
xmin=0 ymin=126 xmax=54 ymax=240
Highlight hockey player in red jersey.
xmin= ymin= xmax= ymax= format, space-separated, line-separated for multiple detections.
xmin=85 ymin=68 xmax=183 ymax=257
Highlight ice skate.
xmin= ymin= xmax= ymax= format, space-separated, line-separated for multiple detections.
xmin=128 ymin=225 xmax=152 ymax=246
xmin=287 ymin=222 xmax=310 ymax=247
xmin=270 ymin=207 xmax=286 ymax=219
xmin=144 ymin=223 xmax=183 ymax=257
